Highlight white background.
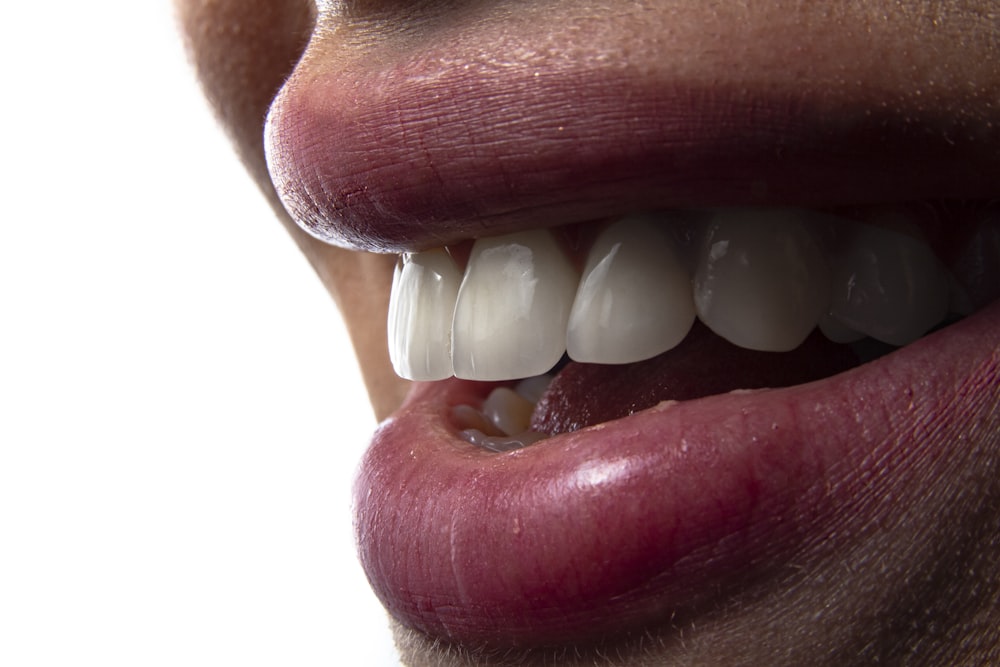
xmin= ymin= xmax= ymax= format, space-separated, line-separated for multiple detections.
xmin=0 ymin=1 xmax=401 ymax=664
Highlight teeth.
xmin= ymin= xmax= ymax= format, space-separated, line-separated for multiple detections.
xmin=481 ymin=387 xmax=535 ymax=436
xmin=693 ymin=210 xmax=831 ymax=352
xmin=386 ymin=249 xmax=462 ymax=380
xmin=452 ymin=230 xmax=579 ymax=381
xmin=387 ymin=208 xmax=961 ymax=382
xmin=567 ymin=215 xmax=695 ymax=364
xmin=453 ymin=383 xmax=551 ymax=452
xmin=514 ymin=374 xmax=554 ymax=404
xmin=827 ymin=224 xmax=949 ymax=346
xmin=460 ymin=428 xmax=549 ymax=453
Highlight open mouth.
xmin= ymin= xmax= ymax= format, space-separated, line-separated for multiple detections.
xmin=355 ymin=202 xmax=1000 ymax=650
xmin=261 ymin=6 xmax=1000 ymax=654
xmin=387 ymin=205 xmax=997 ymax=450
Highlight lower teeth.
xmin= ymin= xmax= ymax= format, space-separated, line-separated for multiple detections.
xmin=452 ymin=376 xmax=553 ymax=451
xmin=460 ymin=428 xmax=549 ymax=453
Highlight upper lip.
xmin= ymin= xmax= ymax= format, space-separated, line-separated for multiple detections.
xmin=265 ymin=49 xmax=1000 ymax=253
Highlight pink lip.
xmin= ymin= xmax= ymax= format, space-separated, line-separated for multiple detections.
xmin=354 ymin=302 xmax=1000 ymax=648
xmin=267 ymin=66 xmax=1000 ymax=253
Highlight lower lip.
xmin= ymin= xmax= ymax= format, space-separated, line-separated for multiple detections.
xmin=354 ymin=301 xmax=1000 ymax=649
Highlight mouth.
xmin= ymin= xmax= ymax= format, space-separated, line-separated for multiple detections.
xmin=357 ymin=203 xmax=1000 ymax=650
xmin=388 ymin=205 xmax=999 ymax=443
xmin=262 ymin=8 xmax=1000 ymax=654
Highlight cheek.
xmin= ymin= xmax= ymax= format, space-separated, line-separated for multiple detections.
xmin=176 ymin=0 xmax=407 ymax=417
xmin=313 ymin=246 xmax=411 ymax=420
xmin=175 ymin=0 xmax=315 ymax=187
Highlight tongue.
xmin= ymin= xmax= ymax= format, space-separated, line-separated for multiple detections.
xmin=531 ymin=322 xmax=862 ymax=436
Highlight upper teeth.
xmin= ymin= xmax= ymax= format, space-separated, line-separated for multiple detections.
xmin=567 ymin=215 xmax=696 ymax=364
xmin=451 ymin=230 xmax=579 ymax=381
xmin=693 ymin=210 xmax=833 ymax=353
xmin=387 ymin=208 xmax=989 ymax=382
xmin=825 ymin=223 xmax=950 ymax=346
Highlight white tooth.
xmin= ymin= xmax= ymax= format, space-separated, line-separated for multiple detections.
xmin=482 ymin=387 xmax=535 ymax=436
xmin=514 ymin=374 xmax=552 ymax=403
xmin=386 ymin=249 xmax=461 ymax=380
xmin=452 ymin=230 xmax=579 ymax=381
xmin=818 ymin=314 xmax=866 ymax=344
xmin=450 ymin=404 xmax=504 ymax=437
xmin=693 ymin=210 xmax=831 ymax=352
xmin=828 ymin=224 xmax=949 ymax=346
xmin=566 ymin=215 xmax=695 ymax=363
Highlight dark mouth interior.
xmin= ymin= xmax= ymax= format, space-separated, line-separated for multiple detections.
xmin=448 ymin=199 xmax=997 ymax=447
xmin=529 ymin=320 xmax=872 ymax=436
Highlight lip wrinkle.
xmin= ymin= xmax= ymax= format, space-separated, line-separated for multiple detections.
xmin=267 ymin=68 xmax=1000 ymax=252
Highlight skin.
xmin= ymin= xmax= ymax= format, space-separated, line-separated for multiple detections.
xmin=175 ymin=1 xmax=1000 ymax=664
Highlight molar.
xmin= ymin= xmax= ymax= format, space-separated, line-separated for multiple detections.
xmin=566 ymin=215 xmax=696 ymax=364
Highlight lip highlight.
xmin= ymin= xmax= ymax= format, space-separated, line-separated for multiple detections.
xmin=354 ymin=301 xmax=1000 ymax=649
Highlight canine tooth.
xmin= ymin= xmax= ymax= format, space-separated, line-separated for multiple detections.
xmin=566 ymin=216 xmax=695 ymax=363
xmin=452 ymin=230 xmax=579 ymax=381
xmin=387 ymin=250 xmax=461 ymax=380
xmin=693 ymin=210 xmax=831 ymax=352
xmin=828 ymin=224 xmax=949 ymax=346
